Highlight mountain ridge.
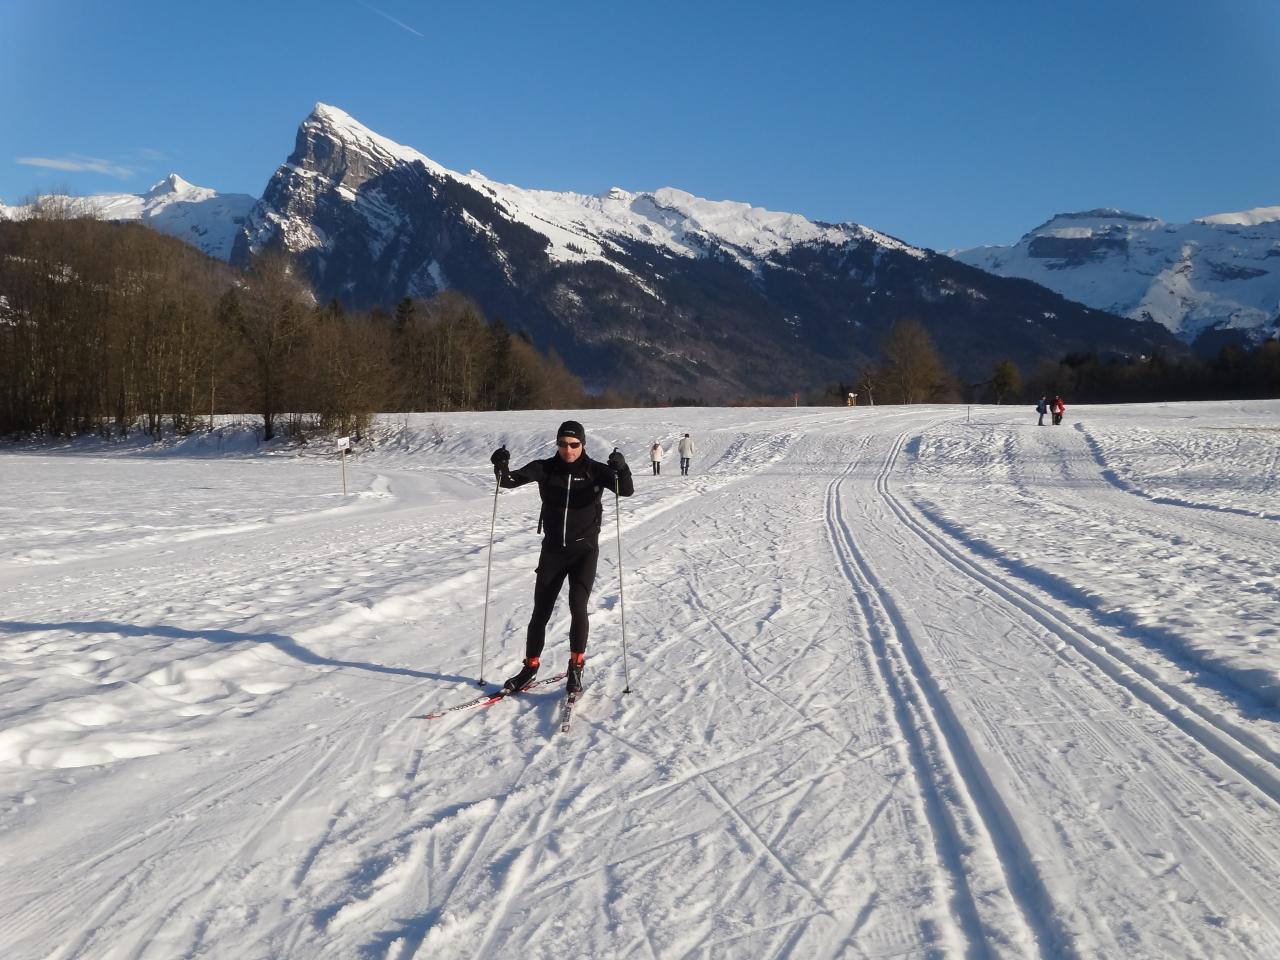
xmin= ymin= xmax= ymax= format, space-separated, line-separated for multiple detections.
xmin=0 ymin=175 xmax=255 ymax=260
xmin=229 ymin=103 xmax=1182 ymax=400
xmin=953 ymin=208 xmax=1280 ymax=349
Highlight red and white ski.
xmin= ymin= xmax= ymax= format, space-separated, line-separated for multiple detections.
xmin=416 ymin=672 xmax=568 ymax=721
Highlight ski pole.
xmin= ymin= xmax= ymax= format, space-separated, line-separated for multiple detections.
xmin=478 ymin=472 xmax=501 ymax=686
xmin=614 ymin=477 xmax=632 ymax=693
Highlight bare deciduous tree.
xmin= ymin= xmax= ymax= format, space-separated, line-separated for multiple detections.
xmin=880 ymin=318 xmax=950 ymax=404
xmin=232 ymin=250 xmax=314 ymax=441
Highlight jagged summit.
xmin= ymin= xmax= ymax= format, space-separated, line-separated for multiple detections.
xmin=303 ymin=102 xmax=448 ymax=176
xmin=247 ymin=104 xmax=928 ymax=275
xmin=145 ymin=173 xmax=198 ymax=197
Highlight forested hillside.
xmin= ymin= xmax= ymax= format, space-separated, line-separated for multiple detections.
xmin=0 ymin=213 xmax=586 ymax=439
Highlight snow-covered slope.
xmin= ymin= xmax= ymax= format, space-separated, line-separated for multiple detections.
xmin=953 ymin=208 xmax=1280 ymax=346
xmin=3 ymin=402 xmax=1280 ymax=958
xmin=0 ymin=174 xmax=256 ymax=260
xmin=231 ymin=104 xmax=1182 ymax=401
xmin=241 ymin=103 xmax=924 ymax=274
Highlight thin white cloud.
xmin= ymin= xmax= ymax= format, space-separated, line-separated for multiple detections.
xmin=17 ymin=155 xmax=137 ymax=178
xmin=355 ymin=0 xmax=425 ymax=38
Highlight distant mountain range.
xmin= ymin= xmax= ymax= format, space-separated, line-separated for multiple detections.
xmin=18 ymin=104 xmax=1261 ymax=399
xmin=0 ymin=174 xmax=255 ymax=260
xmin=952 ymin=209 xmax=1280 ymax=352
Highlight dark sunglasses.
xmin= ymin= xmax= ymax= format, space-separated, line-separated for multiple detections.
xmin=556 ymin=439 xmax=582 ymax=449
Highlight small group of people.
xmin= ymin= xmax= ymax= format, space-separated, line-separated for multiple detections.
xmin=648 ymin=433 xmax=696 ymax=476
xmin=489 ymin=421 xmax=696 ymax=696
xmin=1036 ymin=395 xmax=1066 ymax=426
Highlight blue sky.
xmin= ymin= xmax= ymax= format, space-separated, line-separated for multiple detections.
xmin=2 ymin=0 xmax=1278 ymax=250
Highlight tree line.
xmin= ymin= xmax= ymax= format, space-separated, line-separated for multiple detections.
xmin=816 ymin=317 xmax=1280 ymax=407
xmin=4 ymin=207 xmax=1276 ymax=433
xmin=0 ymin=207 xmax=587 ymax=439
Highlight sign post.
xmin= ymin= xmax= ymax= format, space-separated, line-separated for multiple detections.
xmin=337 ymin=436 xmax=350 ymax=495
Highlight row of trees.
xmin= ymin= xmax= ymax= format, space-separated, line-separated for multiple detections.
xmin=0 ymin=212 xmax=587 ymax=439
xmin=818 ymin=317 xmax=1280 ymax=407
xmin=3 ymin=208 xmax=1276 ymax=435
xmin=1023 ymin=343 xmax=1280 ymax=404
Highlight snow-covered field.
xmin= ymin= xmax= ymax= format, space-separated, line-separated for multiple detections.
xmin=3 ymin=402 xmax=1279 ymax=959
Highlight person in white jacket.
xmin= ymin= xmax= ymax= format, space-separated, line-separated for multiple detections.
xmin=649 ymin=441 xmax=665 ymax=475
xmin=677 ymin=433 xmax=696 ymax=475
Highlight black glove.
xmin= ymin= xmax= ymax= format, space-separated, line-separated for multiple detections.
xmin=607 ymin=448 xmax=628 ymax=472
xmin=491 ymin=445 xmax=509 ymax=476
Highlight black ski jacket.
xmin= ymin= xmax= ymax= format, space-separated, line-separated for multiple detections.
xmin=498 ymin=452 xmax=634 ymax=550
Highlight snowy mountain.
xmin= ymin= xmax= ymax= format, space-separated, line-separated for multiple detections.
xmin=238 ymin=104 xmax=922 ymax=278
xmin=0 ymin=174 xmax=255 ymax=260
xmin=952 ymin=209 xmax=1280 ymax=351
xmin=232 ymin=104 xmax=1182 ymax=400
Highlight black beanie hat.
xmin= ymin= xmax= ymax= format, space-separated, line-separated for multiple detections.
xmin=557 ymin=420 xmax=585 ymax=442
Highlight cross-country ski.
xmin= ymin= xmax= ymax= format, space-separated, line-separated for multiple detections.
xmin=416 ymin=673 xmax=568 ymax=720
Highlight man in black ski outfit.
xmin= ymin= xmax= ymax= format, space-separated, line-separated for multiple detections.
xmin=490 ymin=420 xmax=634 ymax=695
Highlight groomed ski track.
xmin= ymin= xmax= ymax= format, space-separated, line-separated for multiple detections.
xmin=2 ymin=404 xmax=1279 ymax=959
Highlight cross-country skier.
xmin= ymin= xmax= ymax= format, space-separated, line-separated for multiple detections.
xmin=489 ymin=420 xmax=634 ymax=695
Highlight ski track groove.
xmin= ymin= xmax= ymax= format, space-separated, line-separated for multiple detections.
xmin=889 ymin=427 xmax=1280 ymax=951
xmin=682 ymin=578 xmax=827 ymax=736
xmin=466 ymin=738 xmax=591 ymax=958
xmin=131 ymin=721 xmax=370 ymax=958
xmin=393 ymin=707 xmax=580 ymax=956
xmin=899 ymin=432 xmax=1280 ymax=808
xmin=12 ymin=680 xmax=410 ymax=959
xmin=1077 ymin=424 xmax=1280 ymax=526
xmin=826 ymin=432 xmax=1062 ymax=959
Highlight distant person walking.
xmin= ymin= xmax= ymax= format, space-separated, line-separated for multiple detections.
xmin=1036 ymin=395 xmax=1049 ymax=426
xmin=677 ymin=433 xmax=696 ymax=475
xmin=1052 ymin=395 xmax=1066 ymax=426
xmin=650 ymin=441 xmax=665 ymax=475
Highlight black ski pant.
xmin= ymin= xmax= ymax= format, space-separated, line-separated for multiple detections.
xmin=652 ymin=461 xmax=660 ymax=475
xmin=680 ymin=457 xmax=691 ymax=474
xmin=526 ymin=544 xmax=599 ymax=660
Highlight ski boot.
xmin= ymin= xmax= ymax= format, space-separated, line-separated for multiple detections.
xmin=566 ymin=652 xmax=585 ymax=695
xmin=502 ymin=656 xmax=540 ymax=694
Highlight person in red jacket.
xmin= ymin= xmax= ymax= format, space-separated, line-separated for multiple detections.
xmin=1052 ymin=395 xmax=1066 ymax=426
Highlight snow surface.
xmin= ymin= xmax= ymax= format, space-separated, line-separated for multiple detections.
xmin=1196 ymin=206 xmax=1280 ymax=227
xmin=3 ymin=402 xmax=1280 ymax=958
